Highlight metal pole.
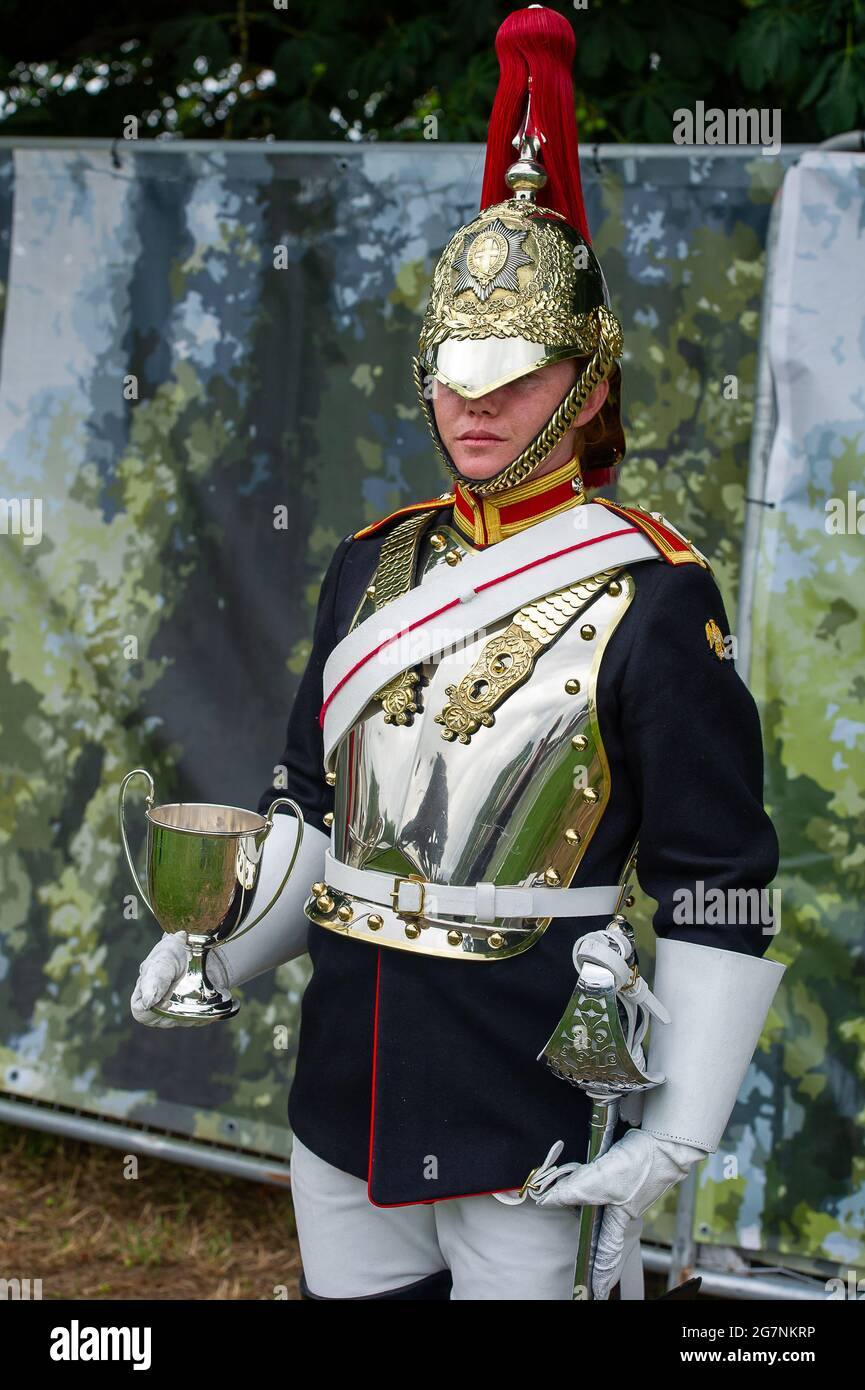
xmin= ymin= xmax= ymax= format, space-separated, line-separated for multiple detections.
xmin=668 ymin=1162 xmax=699 ymax=1290
xmin=0 ymin=1095 xmax=292 ymax=1185
xmin=0 ymin=137 xmax=816 ymax=156
xmin=642 ymin=1245 xmax=834 ymax=1300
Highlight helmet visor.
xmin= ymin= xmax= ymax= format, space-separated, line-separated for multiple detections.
xmin=433 ymin=336 xmax=578 ymax=400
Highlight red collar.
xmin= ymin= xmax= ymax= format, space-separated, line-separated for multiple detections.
xmin=451 ymin=453 xmax=585 ymax=547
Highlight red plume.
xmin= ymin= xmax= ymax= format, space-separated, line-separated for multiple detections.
xmin=479 ymin=7 xmax=590 ymax=242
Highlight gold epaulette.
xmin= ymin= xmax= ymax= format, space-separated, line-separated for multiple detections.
xmin=593 ymin=498 xmax=710 ymax=569
xmin=353 ymin=492 xmax=453 ymax=541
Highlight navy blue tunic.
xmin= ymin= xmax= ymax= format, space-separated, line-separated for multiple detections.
xmin=258 ymin=506 xmax=779 ymax=1206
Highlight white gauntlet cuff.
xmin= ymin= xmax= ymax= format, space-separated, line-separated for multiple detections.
xmin=216 ymin=815 xmax=329 ymax=989
xmin=640 ymin=937 xmax=785 ymax=1152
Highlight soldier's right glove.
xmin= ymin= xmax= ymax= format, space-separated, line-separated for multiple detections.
xmin=130 ymin=931 xmax=229 ymax=1029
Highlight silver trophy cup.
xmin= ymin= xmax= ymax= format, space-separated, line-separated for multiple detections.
xmin=119 ymin=767 xmax=304 ymax=1021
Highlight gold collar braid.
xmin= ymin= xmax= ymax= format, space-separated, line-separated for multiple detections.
xmin=452 ymin=450 xmax=586 ymax=547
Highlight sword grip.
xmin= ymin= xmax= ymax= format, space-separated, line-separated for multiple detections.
xmin=573 ymin=1096 xmax=620 ymax=1300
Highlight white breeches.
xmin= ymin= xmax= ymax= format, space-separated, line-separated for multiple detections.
xmin=289 ymin=1134 xmax=645 ymax=1301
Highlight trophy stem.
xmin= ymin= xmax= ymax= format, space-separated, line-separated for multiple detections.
xmin=150 ymin=934 xmax=239 ymax=1021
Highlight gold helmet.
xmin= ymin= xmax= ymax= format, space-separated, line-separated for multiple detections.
xmin=413 ymin=6 xmax=625 ymax=495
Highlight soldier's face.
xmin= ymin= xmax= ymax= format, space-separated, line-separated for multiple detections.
xmin=432 ymin=359 xmax=605 ymax=481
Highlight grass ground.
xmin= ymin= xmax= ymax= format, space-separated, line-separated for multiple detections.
xmin=2 ymin=1120 xmax=683 ymax=1300
xmin=0 ymin=1122 xmax=301 ymax=1300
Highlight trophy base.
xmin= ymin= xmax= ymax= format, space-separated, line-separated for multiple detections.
xmin=150 ymin=964 xmax=241 ymax=1022
xmin=151 ymin=996 xmax=241 ymax=1021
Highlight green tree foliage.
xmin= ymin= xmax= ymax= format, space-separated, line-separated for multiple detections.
xmin=0 ymin=0 xmax=863 ymax=143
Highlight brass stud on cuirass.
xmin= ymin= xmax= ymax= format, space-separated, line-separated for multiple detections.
xmin=582 ymin=787 xmax=599 ymax=804
xmin=404 ymin=922 xmax=421 ymax=940
xmin=565 ymin=678 xmax=581 ymax=694
xmin=336 ymin=904 xmax=353 ymax=923
xmin=325 ymin=771 xmax=337 ymax=786
xmin=365 ymin=584 xmax=376 ymax=599
xmin=323 ymin=811 xmax=334 ymax=827
xmin=580 ymin=624 xmax=596 ymax=641
xmin=488 ymin=932 xmax=505 ymax=949
xmin=447 ymin=929 xmax=463 ymax=946
xmin=564 ymin=828 xmax=582 ymax=844
xmin=315 ymin=892 xmax=334 ymax=912
xmin=445 ymin=550 xmax=463 ymax=565
xmin=429 ymin=533 xmax=447 ymax=552
xmin=571 ymin=734 xmax=588 ymax=751
xmin=624 ymin=894 xmax=636 ymax=908
xmin=311 ymin=882 xmax=326 ymax=896
xmin=543 ymin=867 xmax=562 ymax=887
xmin=368 ymin=914 xmax=384 ymax=931
xmin=608 ymin=580 xmax=622 ymax=597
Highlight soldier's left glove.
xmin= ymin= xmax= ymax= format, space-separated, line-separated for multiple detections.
xmin=535 ymin=1128 xmax=706 ymax=1299
xmin=533 ymin=938 xmax=786 ymax=1300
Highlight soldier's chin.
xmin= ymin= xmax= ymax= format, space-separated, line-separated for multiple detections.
xmin=450 ymin=442 xmax=514 ymax=478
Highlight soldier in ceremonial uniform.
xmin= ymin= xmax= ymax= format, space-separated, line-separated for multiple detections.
xmin=132 ymin=6 xmax=785 ymax=1301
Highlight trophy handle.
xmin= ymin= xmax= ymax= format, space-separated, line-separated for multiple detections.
xmin=119 ymin=768 xmax=156 ymax=917
xmin=226 ymin=798 xmax=305 ymax=943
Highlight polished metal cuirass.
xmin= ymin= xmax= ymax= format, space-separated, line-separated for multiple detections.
xmin=305 ymin=517 xmax=636 ymax=960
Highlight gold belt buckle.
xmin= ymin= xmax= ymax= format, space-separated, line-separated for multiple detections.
xmin=389 ymin=873 xmax=426 ymax=920
xmin=620 ymin=961 xmax=640 ymax=993
xmin=519 ymin=1165 xmax=539 ymax=1198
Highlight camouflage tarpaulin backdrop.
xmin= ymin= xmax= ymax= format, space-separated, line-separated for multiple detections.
xmin=0 ymin=141 xmax=860 ymax=1277
xmin=732 ymin=152 xmax=865 ymax=1273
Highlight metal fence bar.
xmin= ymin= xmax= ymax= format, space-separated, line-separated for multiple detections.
xmin=0 ymin=1092 xmax=836 ymax=1298
xmin=737 ymin=185 xmax=784 ymax=684
xmin=642 ymin=1245 xmax=831 ymax=1301
xmin=668 ymin=1162 xmax=699 ymax=1291
xmin=0 ymin=137 xmax=817 ymax=156
xmin=0 ymin=1094 xmax=292 ymax=1186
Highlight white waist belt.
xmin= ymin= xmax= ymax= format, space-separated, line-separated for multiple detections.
xmin=323 ymin=850 xmax=621 ymax=925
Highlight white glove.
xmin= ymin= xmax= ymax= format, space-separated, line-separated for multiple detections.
xmin=130 ymin=931 xmax=229 ymax=1029
xmin=535 ymin=1127 xmax=706 ymax=1299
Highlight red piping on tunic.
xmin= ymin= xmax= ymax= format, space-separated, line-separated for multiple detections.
xmin=365 ymin=945 xmax=523 ymax=1208
xmin=366 ymin=945 xmax=382 ymax=1196
xmin=342 ymin=521 xmax=639 ymax=1207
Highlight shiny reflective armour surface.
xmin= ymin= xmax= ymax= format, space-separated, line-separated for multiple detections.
xmin=304 ymin=519 xmax=637 ymax=959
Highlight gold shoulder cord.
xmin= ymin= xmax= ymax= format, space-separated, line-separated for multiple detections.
xmin=370 ymin=510 xmax=436 ymax=726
